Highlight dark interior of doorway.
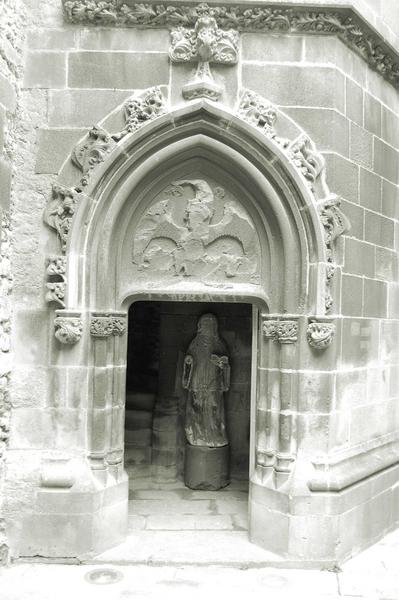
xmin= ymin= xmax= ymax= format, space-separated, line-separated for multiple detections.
xmin=124 ymin=301 xmax=252 ymax=484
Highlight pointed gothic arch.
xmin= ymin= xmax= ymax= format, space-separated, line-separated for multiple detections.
xmin=39 ymin=88 xmax=348 ymax=561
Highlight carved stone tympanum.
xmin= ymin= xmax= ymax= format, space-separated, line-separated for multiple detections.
xmin=182 ymin=313 xmax=230 ymax=490
xmin=133 ymin=178 xmax=260 ymax=285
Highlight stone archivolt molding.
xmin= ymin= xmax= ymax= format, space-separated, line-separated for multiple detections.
xmin=54 ymin=311 xmax=83 ymax=344
xmin=44 ymin=86 xmax=349 ymax=339
xmin=62 ymin=1 xmax=399 ymax=91
xmin=90 ymin=313 xmax=127 ymax=337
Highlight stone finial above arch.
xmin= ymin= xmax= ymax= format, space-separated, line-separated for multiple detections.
xmin=43 ymin=85 xmax=349 ymax=324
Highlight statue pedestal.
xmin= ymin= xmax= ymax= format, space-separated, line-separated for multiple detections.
xmin=184 ymin=443 xmax=230 ymax=490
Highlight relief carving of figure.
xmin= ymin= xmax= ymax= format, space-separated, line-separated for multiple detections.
xmin=182 ymin=313 xmax=230 ymax=447
xmin=132 ymin=179 xmax=260 ymax=284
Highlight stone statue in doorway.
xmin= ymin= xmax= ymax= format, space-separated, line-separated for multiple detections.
xmin=182 ymin=313 xmax=230 ymax=447
xmin=182 ymin=313 xmax=231 ymax=489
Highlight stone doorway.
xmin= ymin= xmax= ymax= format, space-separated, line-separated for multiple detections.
xmin=124 ymin=301 xmax=253 ymax=537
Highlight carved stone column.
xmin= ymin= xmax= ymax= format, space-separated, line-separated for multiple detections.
xmin=88 ymin=312 xmax=127 ymax=479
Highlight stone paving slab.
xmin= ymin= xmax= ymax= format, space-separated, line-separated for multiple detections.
xmin=0 ymin=563 xmax=377 ymax=600
xmin=145 ymin=514 xmax=235 ymax=530
xmin=91 ymin=530 xmax=285 ymax=566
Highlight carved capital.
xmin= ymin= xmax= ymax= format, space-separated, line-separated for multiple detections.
xmin=307 ymin=319 xmax=336 ymax=350
xmin=90 ymin=313 xmax=127 ymax=338
xmin=54 ymin=311 xmax=83 ymax=345
xmin=43 ymin=185 xmax=78 ymax=253
xmin=276 ymin=320 xmax=298 ymax=344
xmin=262 ymin=319 xmax=278 ymax=340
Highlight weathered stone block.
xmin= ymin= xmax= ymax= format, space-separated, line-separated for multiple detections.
xmin=359 ymin=167 xmax=381 ymax=211
xmin=242 ymin=65 xmax=345 ymax=111
xmin=340 ymin=200 xmax=364 ymax=240
xmin=376 ymin=247 xmax=399 ymax=281
xmin=23 ymin=51 xmax=67 ymax=88
xmin=323 ymin=153 xmax=359 ymax=204
xmin=242 ymin=33 xmax=304 ymax=62
xmin=298 ymin=372 xmax=335 ymax=414
xmin=283 ymin=107 xmax=349 ymax=156
xmin=49 ymin=89 xmax=133 ymax=127
xmin=336 ymin=369 xmax=367 ymax=411
xmin=0 ymin=73 xmax=17 ymax=112
xmin=382 ymin=106 xmax=399 ymax=150
xmin=346 ymin=78 xmax=363 ymax=125
xmin=78 ymin=28 xmax=170 ymax=51
xmin=374 ymin=138 xmax=399 ymax=184
xmin=68 ymin=51 xmax=169 ymax=89
xmin=341 ymin=318 xmax=380 ymax=368
xmin=341 ymin=274 xmax=363 ymax=316
xmin=363 ymin=278 xmax=387 ymax=318
xmin=381 ymin=180 xmax=399 ymax=220
xmin=0 ymin=105 xmax=5 ymax=152
xmin=343 ymin=237 xmax=375 ymax=278
xmin=27 ymin=29 xmax=77 ymax=49
xmin=304 ymin=35 xmax=366 ymax=88
xmin=35 ymin=128 xmax=87 ymax=174
xmin=365 ymin=210 xmax=395 ymax=249
xmin=249 ymin=500 xmax=289 ymax=556
xmin=364 ymin=92 xmax=382 ymax=136
xmin=387 ymin=283 xmax=399 ymax=319
xmin=350 ymin=122 xmax=373 ymax=168
xmin=0 ymin=158 xmax=11 ymax=210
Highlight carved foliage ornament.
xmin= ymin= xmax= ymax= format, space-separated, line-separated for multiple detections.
xmin=54 ymin=315 xmax=83 ymax=344
xmin=262 ymin=319 xmax=298 ymax=343
xmin=45 ymin=256 xmax=67 ymax=308
xmin=44 ymin=87 xmax=167 ymax=254
xmin=90 ymin=315 xmax=127 ymax=337
xmin=238 ymin=90 xmax=324 ymax=188
xmin=169 ymin=8 xmax=239 ymax=100
xmin=44 ymin=184 xmax=78 ymax=254
xmin=62 ymin=2 xmax=399 ymax=91
xmin=72 ymin=125 xmax=116 ymax=186
xmin=307 ymin=320 xmax=336 ymax=350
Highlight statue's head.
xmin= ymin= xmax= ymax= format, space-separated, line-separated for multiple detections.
xmin=197 ymin=313 xmax=218 ymax=336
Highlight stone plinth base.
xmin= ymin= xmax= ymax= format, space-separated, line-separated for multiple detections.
xmin=184 ymin=443 xmax=230 ymax=490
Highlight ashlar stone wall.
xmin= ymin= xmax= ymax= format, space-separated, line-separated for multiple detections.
xmin=1 ymin=0 xmax=399 ymax=565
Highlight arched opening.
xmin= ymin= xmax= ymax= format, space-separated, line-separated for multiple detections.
xmin=124 ymin=300 xmax=253 ymax=538
xmin=39 ymin=98 xmax=340 ymax=561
